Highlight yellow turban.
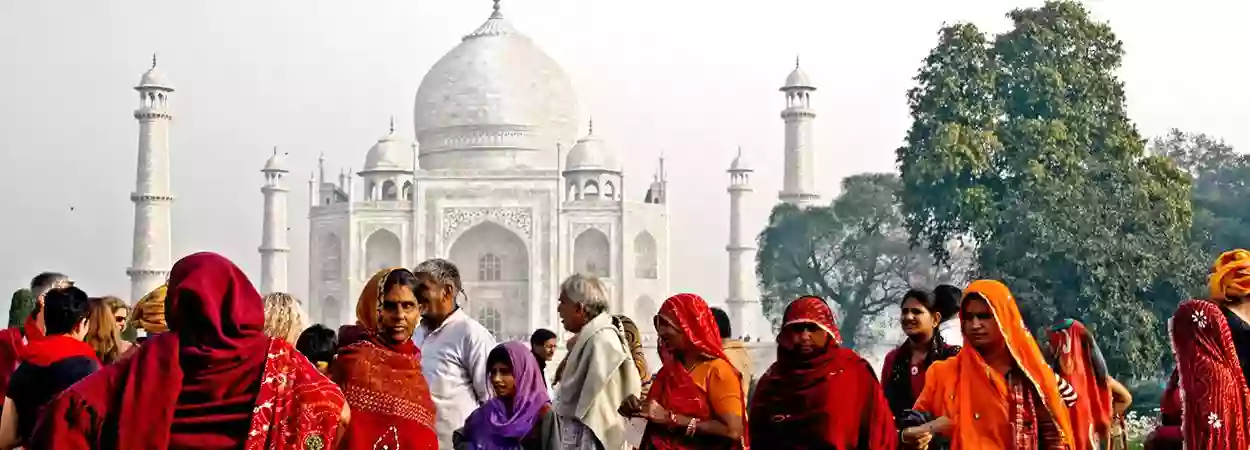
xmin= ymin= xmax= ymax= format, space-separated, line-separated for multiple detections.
xmin=132 ymin=284 xmax=169 ymax=333
xmin=1209 ymin=249 xmax=1250 ymax=302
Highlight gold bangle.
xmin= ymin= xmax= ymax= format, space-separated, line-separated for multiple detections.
xmin=685 ymin=418 xmax=698 ymax=437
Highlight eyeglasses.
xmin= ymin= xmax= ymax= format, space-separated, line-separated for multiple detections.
xmin=114 ymin=316 xmax=128 ymax=325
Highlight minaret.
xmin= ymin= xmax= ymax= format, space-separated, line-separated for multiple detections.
xmin=726 ymin=147 xmax=766 ymax=338
xmin=127 ymin=55 xmax=175 ymax=302
xmin=259 ymin=147 xmax=290 ymax=294
xmin=779 ymin=56 xmax=820 ymax=206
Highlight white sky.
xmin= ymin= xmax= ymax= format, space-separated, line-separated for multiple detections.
xmin=1 ymin=0 xmax=1246 ymax=323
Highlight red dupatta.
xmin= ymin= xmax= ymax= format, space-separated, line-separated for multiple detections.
xmin=643 ymin=293 xmax=748 ymax=450
xmin=1048 ymin=320 xmax=1112 ymax=450
xmin=748 ymin=296 xmax=896 ymax=450
xmin=27 ymin=252 xmax=346 ymax=450
xmin=1171 ymin=299 xmax=1250 ymax=450
xmin=330 ymin=268 xmax=438 ymax=450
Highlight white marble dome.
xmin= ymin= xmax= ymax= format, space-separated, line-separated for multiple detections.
xmin=413 ymin=3 xmax=580 ymax=171
xmin=362 ymin=131 xmax=414 ymax=172
xmin=565 ymin=129 xmax=619 ymax=172
xmin=783 ymin=66 xmax=813 ymax=90
xmin=263 ymin=149 xmax=287 ymax=172
xmin=138 ymin=66 xmax=172 ymax=90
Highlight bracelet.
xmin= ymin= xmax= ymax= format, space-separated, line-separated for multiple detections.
xmin=668 ymin=411 xmax=677 ymax=425
xmin=685 ymin=418 xmax=699 ymax=437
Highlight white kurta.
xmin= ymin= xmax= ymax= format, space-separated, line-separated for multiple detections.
xmin=414 ymin=308 xmax=497 ymax=449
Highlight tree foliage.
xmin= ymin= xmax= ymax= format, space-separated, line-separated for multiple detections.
xmin=1152 ymin=129 xmax=1250 ymax=257
xmin=897 ymin=1 xmax=1193 ymax=377
xmin=756 ymin=173 xmax=959 ymax=349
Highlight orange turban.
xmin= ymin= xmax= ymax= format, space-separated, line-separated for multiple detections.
xmin=1209 ymin=249 xmax=1250 ymax=302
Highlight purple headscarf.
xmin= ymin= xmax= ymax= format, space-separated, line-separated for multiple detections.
xmin=462 ymin=341 xmax=551 ymax=449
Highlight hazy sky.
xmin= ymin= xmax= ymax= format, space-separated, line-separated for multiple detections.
xmin=1 ymin=0 xmax=1247 ymax=324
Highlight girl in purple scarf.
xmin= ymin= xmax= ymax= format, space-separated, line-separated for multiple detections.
xmin=456 ymin=341 xmax=561 ymax=450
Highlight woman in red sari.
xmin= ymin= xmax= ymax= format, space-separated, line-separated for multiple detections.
xmin=1171 ymin=298 xmax=1250 ymax=449
xmin=620 ymin=293 xmax=747 ymax=449
xmin=27 ymin=252 xmax=349 ymax=449
xmin=331 ymin=267 xmax=439 ymax=449
xmin=749 ymin=296 xmax=896 ymax=450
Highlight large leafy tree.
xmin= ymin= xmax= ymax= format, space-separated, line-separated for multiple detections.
xmin=897 ymin=1 xmax=1192 ymax=377
xmin=756 ymin=173 xmax=952 ymax=349
xmin=1152 ymin=129 xmax=1250 ymax=256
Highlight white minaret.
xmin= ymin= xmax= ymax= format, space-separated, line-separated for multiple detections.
xmin=779 ymin=56 xmax=820 ymax=207
xmin=127 ymin=55 xmax=175 ymax=302
xmin=259 ymin=147 xmax=290 ymax=294
xmin=726 ymin=147 xmax=767 ymax=338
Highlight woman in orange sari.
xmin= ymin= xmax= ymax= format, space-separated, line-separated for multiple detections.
xmin=902 ymin=280 xmax=1073 ymax=450
xmin=749 ymin=296 xmax=896 ymax=450
xmin=331 ymin=268 xmax=439 ymax=449
xmin=619 ymin=293 xmax=747 ymax=449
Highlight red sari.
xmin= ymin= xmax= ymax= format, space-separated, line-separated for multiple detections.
xmin=0 ymin=317 xmax=43 ymax=395
xmin=330 ymin=267 xmax=438 ymax=450
xmin=749 ymin=296 xmax=897 ymax=450
xmin=643 ymin=293 xmax=748 ymax=450
xmin=1171 ymin=299 xmax=1250 ymax=450
xmin=27 ymin=252 xmax=346 ymax=450
xmin=1047 ymin=320 xmax=1112 ymax=450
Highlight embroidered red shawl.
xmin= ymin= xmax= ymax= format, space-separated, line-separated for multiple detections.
xmin=1172 ymin=299 xmax=1250 ymax=450
xmin=643 ymin=293 xmax=748 ymax=450
xmin=749 ymin=296 xmax=897 ymax=450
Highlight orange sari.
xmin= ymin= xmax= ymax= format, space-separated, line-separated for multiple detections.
xmin=914 ymin=280 xmax=1074 ymax=449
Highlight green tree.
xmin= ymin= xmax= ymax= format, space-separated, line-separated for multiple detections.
xmin=1152 ymin=129 xmax=1250 ymax=257
xmin=897 ymin=1 xmax=1192 ymax=377
xmin=756 ymin=173 xmax=945 ymax=349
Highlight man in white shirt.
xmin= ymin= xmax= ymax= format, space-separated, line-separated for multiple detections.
xmin=412 ymin=258 xmax=497 ymax=449
xmin=552 ymin=273 xmax=641 ymax=450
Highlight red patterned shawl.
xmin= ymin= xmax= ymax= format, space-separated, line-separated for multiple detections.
xmin=748 ymin=296 xmax=896 ymax=450
xmin=643 ymin=293 xmax=748 ymax=450
xmin=1172 ymin=300 xmax=1250 ymax=450
xmin=1048 ymin=320 xmax=1112 ymax=450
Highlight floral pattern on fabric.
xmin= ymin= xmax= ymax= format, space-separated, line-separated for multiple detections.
xmin=1171 ymin=300 xmax=1250 ymax=450
xmin=245 ymin=339 xmax=347 ymax=450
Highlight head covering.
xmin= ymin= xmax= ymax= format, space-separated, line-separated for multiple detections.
xmin=1210 ymin=249 xmax=1250 ymax=302
xmin=915 ymin=280 xmax=1074 ymax=449
xmin=462 ymin=341 xmax=551 ymax=449
xmin=131 ymin=284 xmax=168 ymax=333
xmin=613 ymin=314 xmax=652 ymax=386
xmin=749 ymin=296 xmax=896 ymax=449
xmin=36 ymin=252 xmax=271 ymax=448
xmin=1172 ymin=299 xmax=1250 ymax=449
xmin=356 ymin=267 xmax=399 ymax=331
xmin=1047 ymin=319 xmax=1112 ymax=450
xmin=646 ymin=293 xmax=747 ymax=450
xmin=8 ymin=289 xmax=34 ymax=329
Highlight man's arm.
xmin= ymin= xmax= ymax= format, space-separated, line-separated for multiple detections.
xmin=465 ymin=324 xmax=497 ymax=404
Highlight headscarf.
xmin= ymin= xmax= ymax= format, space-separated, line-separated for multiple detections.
xmin=131 ymin=284 xmax=169 ymax=333
xmin=1047 ymin=319 xmax=1112 ymax=450
xmin=40 ymin=252 xmax=271 ymax=448
xmin=1210 ymin=249 xmax=1250 ymax=302
xmin=352 ymin=267 xmax=418 ymax=353
xmin=8 ymin=289 xmax=34 ymax=329
xmin=749 ymin=296 xmax=896 ymax=450
xmin=645 ymin=293 xmax=746 ymax=450
xmin=915 ymin=280 xmax=1073 ymax=449
xmin=613 ymin=314 xmax=652 ymax=387
xmin=461 ymin=341 xmax=551 ymax=449
xmin=1171 ymin=299 xmax=1250 ymax=450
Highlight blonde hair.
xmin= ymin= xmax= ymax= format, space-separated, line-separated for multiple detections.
xmin=263 ymin=292 xmax=306 ymax=344
xmin=86 ymin=297 xmax=124 ymax=364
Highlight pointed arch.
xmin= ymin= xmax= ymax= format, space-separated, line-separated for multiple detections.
xmin=634 ymin=231 xmax=658 ymax=279
xmin=364 ymin=229 xmax=402 ymax=275
xmin=603 ymin=180 xmax=616 ymax=199
xmin=402 ymin=181 xmax=413 ymax=200
xmin=583 ymin=180 xmax=600 ymax=197
xmin=381 ymin=180 xmax=398 ymax=200
xmin=573 ymin=228 xmax=610 ymax=277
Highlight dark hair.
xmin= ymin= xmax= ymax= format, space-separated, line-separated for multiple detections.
xmin=530 ymin=328 xmax=557 ymax=346
xmin=382 ymin=269 xmax=419 ymax=294
xmin=296 ymin=324 xmax=337 ymax=365
xmin=933 ymin=284 xmax=962 ymax=322
xmin=44 ymin=287 xmax=91 ymax=336
xmin=710 ymin=307 xmax=732 ymax=339
xmin=486 ymin=344 xmax=514 ymax=371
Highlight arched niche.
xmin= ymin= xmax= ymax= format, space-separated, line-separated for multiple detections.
xmin=636 ymin=295 xmax=658 ymax=333
xmin=573 ymin=228 xmax=610 ymax=277
xmin=364 ymin=229 xmax=402 ymax=276
xmin=448 ymin=221 xmax=529 ymax=337
xmin=634 ymin=231 xmax=658 ymax=279
xmin=381 ymin=180 xmax=398 ymax=200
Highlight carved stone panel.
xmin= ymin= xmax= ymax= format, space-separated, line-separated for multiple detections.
xmin=442 ymin=207 xmax=533 ymax=240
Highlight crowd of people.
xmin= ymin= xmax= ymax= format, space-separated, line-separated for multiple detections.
xmin=0 ymin=248 xmax=1244 ymax=449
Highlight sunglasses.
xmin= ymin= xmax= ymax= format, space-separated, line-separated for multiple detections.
xmin=114 ymin=316 xmax=128 ymax=325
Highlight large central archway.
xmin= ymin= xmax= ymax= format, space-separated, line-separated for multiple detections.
xmin=364 ymin=229 xmax=402 ymax=277
xmin=448 ymin=221 xmax=529 ymax=339
xmin=573 ymin=228 xmax=610 ymax=278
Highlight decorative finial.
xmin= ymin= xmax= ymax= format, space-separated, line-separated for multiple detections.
xmin=588 ymin=117 xmax=594 ymax=135
xmin=319 ymin=152 xmax=326 ymax=162
xmin=736 ymin=145 xmax=743 ymax=158
xmin=272 ymin=145 xmax=278 ymax=156
xmin=491 ymin=0 xmax=502 ymax=18
xmin=152 ymin=53 xmax=158 ymax=69
xmin=795 ymin=54 xmax=800 ymax=69
xmin=389 ymin=116 xmax=395 ymax=134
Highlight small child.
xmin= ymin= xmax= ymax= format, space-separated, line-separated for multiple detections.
xmin=295 ymin=324 xmax=337 ymax=375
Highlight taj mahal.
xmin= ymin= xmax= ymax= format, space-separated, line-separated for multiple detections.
xmin=123 ymin=0 xmax=823 ymax=340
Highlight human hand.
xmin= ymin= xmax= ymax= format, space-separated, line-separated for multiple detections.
xmin=639 ymin=400 xmax=670 ymax=423
xmin=618 ymin=395 xmax=643 ymax=417
xmin=901 ymin=426 xmax=931 ymax=444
